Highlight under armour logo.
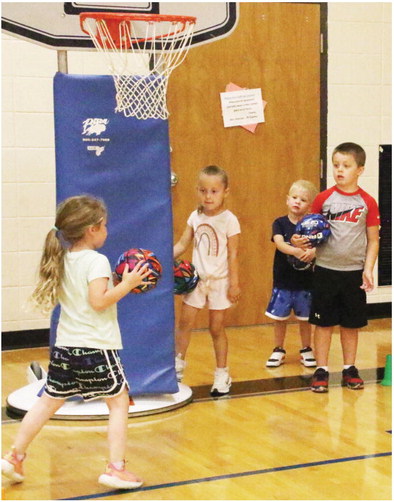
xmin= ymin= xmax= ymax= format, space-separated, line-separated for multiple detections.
xmin=314 ymin=313 xmax=321 ymax=319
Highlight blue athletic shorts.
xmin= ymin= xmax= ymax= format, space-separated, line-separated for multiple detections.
xmin=265 ymin=288 xmax=312 ymax=321
xmin=44 ymin=346 xmax=129 ymax=401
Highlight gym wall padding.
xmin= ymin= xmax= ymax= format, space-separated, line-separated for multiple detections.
xmin=51 ymin=72 xmax=178 ymax=395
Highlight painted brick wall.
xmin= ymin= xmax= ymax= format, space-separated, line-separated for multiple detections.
xmin=327 ymin=2 xmax=392 ymax=305
xmin=2 ymin=35 xmax=110 ymax=332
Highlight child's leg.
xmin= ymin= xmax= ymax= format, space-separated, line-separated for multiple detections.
xmin=266 ymin=322 xmax=287 ymax=367
xmin=99 ymin=388 xmax=143 ymax=489
xmin=314 ymin=326 xmax=334 ymax=367
xmin=175 ymin=303 xmax=199 ymax=359
xmin=209 ymin=309 xmax=232 ymax=396
xmin=273 ymin=320 xmax=287 ymax=347
xmin=298 ymin=322 xmax=316 ymax=367
xmin=105 ymin=388 xmax=130 ymax=464
xmin=340 ymin=327 xmax=364 ymax=389
xmin=12 ymin=394 xmax=65 ymax=454
xmin=208 ymin=309 xmax=227 ymax=368
xmin=340 ymin=327 xmax=358 ymax=365
xmin=299 ymin=320 xmax=312 ymax=347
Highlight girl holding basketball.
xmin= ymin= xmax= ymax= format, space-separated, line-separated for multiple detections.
xmin=1 ymin=195 xmax=151 ymax=490
xmin=174 ymin=165 xmax=241 ymax=396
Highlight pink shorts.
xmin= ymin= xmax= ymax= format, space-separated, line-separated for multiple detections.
xmin=183 ymin=277 xmax=232 ymax=310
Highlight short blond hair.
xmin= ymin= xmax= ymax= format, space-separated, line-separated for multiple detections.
xmin=288 ymin=180 xmax=318 ymax=203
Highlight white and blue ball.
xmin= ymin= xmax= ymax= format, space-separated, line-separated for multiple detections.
xmin=295 ymin=213 xmax=331 ymax=247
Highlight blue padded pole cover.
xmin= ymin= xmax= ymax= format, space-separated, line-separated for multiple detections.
xmin=51 ymin=73 xmax=178 ymax=395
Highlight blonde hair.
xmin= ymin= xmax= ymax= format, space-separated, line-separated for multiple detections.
xmin=197 ymin=165 xmax=229 ymax=214
xmin=288 ymin=179 xmax=318 ymax=203
xmin=30 ymin=195 xmax=107 ymax=314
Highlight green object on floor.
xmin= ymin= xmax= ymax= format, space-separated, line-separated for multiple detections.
xmin=381 ymin=354 xmax=392 ymax=386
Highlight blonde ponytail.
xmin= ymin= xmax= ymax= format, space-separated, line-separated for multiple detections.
xmin=30 ymin=195 xmax=107 ymax=314
xmin=30 ymin=228 xmax=66 ymax=314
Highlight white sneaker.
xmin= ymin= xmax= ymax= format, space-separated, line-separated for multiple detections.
xmin=300 ymin=346 xmax=317 ymax=367
xmin=266 ymin=347 xmax=286 ymax=367
xmin=175 ymin=354 xmax=186 ymax=382
xmin=210 ymin=367 xmax=232 ymax=396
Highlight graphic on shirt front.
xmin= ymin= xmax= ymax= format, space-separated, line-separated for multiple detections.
xmin=195 ymin=224 xmax=219 ymax=256
xmin=325 ymin=206 xmax=365 ymax=223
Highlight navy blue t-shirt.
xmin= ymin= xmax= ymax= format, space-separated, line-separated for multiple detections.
xmin=271 ymin=215 xmax=313 ymax=290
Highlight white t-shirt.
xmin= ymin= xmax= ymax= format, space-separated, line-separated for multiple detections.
xmin=187 ymin=209 xmax=241 ymax=280
xmin=56 ymin=249 xmax=122 ymax=350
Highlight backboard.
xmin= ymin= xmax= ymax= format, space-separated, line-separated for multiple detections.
xmin=2 ymin=2 xmax=239 ymax=50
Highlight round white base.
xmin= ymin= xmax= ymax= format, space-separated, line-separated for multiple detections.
xmin=6 ymin=380 xmax=193 ymax=420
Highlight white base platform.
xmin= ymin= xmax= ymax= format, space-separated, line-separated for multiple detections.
xmin=6 ymin=379 xmax=193 ymax=420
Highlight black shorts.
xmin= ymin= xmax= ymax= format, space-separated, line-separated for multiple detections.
xmin=44 ymin=346 xmax=129 ymax=401
xmin=309 ymin=266 xmax=367 ymax=329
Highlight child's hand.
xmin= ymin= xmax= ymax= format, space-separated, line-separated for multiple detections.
xmin=121 ymin=262 xmax=153 ymax=291
xmin=228 ymin=284 xmax=241 ymax=303
xmin=361 ymin=270 xmax=374 ymax=292
xmin=291 ymin=234 xmax=311 ymax=249
xmin=294 ymin=247 xmax=315 ymax=262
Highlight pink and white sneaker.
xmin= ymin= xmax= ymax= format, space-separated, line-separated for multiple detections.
xmin=98 ymin=462 xmax=143 ymax=490
xmin=1 ymin=447 xmax=25 ymax=483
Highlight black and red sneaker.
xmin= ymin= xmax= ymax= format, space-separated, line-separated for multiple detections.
xmin=341 ymin=366 xmax=364 ymax=389
xmin=311 ymin=368 xmax=329 ymax=393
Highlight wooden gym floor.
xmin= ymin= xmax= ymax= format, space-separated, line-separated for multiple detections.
xmin=2 ymin=318 xmax=392 ymax=500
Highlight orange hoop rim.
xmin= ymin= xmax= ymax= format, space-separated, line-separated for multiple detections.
xmin=80 ymin=12 xmax=197 ymax=25
xmin=80 ymin=12 xmax=197 ymax=48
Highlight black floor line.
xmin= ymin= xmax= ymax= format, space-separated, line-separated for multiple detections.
xmin=2 ymin=367 xmax=385 ymax=423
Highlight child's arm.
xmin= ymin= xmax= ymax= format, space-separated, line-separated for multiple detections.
xmin=227 ymin=234 xmax=240 ymax=303
xmin=88 ymin=262 xmax=151 ymax=311
xmin=274 ymin=235 xmax=315 ymax=262
xmin=174 ymin=224 xmax=194 ymax=259
xmin=290 ymin=234 xmax=311 ymax=249
xmin=361 ymin=226 xmax=380 ymax=292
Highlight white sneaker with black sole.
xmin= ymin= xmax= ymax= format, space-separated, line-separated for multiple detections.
xmin=299 ymin=346 xmax=317 ymax=367
xmin=210 ymin=367 xmax=231 ymax=396
xmin=266 ymin=347 xmax=286 ymax=367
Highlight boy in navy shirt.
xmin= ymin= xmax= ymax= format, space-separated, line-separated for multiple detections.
xmin=265 ymin=180 xmax=318 ymax=368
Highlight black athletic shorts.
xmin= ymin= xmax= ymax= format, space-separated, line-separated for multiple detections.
xmin=309 ymin=266 xmax=367 ymax=329
xmin=44 ymin=346 xmax=129 ymax=401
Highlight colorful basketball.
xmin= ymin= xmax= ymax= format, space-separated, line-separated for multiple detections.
xmin=295 ymin=213 xmax=331 ymax=247
xmin=173 ymin=260 xmax=199 ymax=295
xmin=114 ymin=248 xmax=162 ymax=294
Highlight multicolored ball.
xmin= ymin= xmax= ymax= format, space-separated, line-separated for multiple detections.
xmin=114 ymin=248 xmax=162 ymax=294
xmin=295 ymin=213 xmax=331 ymax=247
xmin=173 ymin=260 xmax=199 ymax=295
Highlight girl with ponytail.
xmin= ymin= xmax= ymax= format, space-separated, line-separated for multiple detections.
xmin=3 ymin=194 xmax=151 ymax=490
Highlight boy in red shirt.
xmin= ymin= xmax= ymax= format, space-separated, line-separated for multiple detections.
xmin=294 ymin=143 xmax=380 ymax=392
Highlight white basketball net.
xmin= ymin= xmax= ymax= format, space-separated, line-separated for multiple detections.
xmin=81 ymin=15 xmax=196 ymax=120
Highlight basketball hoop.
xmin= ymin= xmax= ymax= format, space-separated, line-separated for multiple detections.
xmin=80 ymin=13 xmax=196 ymax=120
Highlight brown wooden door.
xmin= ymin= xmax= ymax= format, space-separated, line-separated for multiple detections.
xmin=168 ymin=3 xmax=321 ymax=328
